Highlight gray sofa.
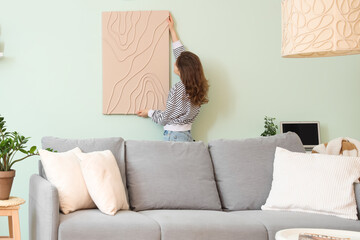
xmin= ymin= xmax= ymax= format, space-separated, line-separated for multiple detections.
xmin=29 ymin=132 xmax=360 ymax=240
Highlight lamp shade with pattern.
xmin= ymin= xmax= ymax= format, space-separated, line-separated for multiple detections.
xmin=281 ymin=0 xmax=360 ymax=57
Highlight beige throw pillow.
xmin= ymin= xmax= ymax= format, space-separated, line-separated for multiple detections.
xmin=262 ymin=147 xmax=360 ymax=220
xmin=39 ymin=148 xmax=96 ymax=214
xmin=76 ymin=150 xmax=129 ymax=215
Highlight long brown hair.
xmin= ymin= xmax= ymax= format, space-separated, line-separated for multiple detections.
xmin=176 ymin=51 xmax=209 ymax=106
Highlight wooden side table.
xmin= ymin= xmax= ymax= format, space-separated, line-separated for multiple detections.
xmin=0 ymin=197 xmax=25 ymax=240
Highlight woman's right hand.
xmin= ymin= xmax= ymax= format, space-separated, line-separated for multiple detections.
xmin=168 ymin=13 xmax=175 ymax=31
xmin=168 ymin=13 xmax=179 ymax=42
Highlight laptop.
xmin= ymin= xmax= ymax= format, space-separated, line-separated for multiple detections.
xmin=280 ymin=121 xmax=321 ymax=150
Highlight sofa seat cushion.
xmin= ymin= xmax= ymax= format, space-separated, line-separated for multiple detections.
xmin=231 ymin=210 xmax=360 ymax=240
xmin=58 ymin=209 xmax=160 ymax=240
xmin=140 ymin=210 xmax=267 ymax=240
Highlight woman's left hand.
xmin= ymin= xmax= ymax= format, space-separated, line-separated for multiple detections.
xmin=136 ymin=109 xmax=149 ymax=118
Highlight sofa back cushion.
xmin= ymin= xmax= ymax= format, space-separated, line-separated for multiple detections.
xmin=208 ymin=132 xmax=305 ymax=211
xmin=41 ymin=137 xmax=128 ymax=200
xmin=125 ymin=140 xmax=222 ymax=211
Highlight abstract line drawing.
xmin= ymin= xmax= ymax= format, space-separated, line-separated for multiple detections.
xmin=102 ymin=10 xmax=170 ymax=114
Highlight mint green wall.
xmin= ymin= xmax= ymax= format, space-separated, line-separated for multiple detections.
xmin=1 ymin=0 xmax=360 ymax=237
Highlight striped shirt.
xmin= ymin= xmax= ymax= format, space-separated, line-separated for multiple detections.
xmin=148 ymin=40 xmax=201 ymax=131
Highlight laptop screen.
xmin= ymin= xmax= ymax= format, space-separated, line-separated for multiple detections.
xmin=281 ymin=122 xmax=320 ymax=146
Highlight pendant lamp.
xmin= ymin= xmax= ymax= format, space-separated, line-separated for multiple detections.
xmin=281 ymin=0 xmax=360 ymax=57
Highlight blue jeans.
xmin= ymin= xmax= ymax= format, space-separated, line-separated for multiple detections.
xmin=163 ymin=130 xmax=193 ymax=142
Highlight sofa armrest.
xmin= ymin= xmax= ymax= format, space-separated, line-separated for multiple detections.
xmin=29 ymin=174 xmax=59 ymax=240
xmin=355 ymin=183 xmax=360 ymax=220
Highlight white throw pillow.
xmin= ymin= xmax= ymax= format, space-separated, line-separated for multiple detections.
xmin=39 ymin=148 xmax=96 ymax=214
xmin=76 ymin=150 xmax=129 ymax=215
xmin=262 ymin=147 xmax=360 ymax=220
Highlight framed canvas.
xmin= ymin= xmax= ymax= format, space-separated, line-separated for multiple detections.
xmin=102 ymin=10 xmax=169 ymax=114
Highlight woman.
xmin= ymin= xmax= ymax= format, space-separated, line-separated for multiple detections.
xmin=137 ymin=14 xmax=209 ymax=142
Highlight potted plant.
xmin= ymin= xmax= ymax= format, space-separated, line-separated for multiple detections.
xmin=0 ymin=115 xmax=38 ymax=200
xmin=261 ymin=116 xmax=278 ymax=137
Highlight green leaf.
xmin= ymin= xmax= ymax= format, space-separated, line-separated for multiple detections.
xmin=45 ymin=148 xmax=57 ymax=152
xmin=30 ymin=146 xmax=37 ymax=154
xmin=19 ymin=149 xmax=28 ymax=154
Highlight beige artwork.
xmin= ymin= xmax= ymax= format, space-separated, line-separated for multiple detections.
xmin=102 ymin=11 xmax=169 ymax=114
